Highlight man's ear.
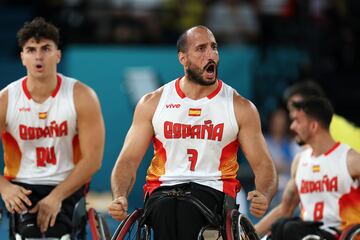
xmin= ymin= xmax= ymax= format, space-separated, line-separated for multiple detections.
xmin=178 ymin=52 xmax=187 ymax=66
xmin=56 ymin=49 xmax=61 ymax=64
xmin=20 ymin=51 xmax=25 ymax=66
xmin=310 ymin=121 xmax=319 ymax=134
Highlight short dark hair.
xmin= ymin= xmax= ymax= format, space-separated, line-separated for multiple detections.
xmin=176 ymin=25 xmax=210 ymax=53
xmin=176 ymin=31 xmax=188 ymax=53
xmin=292 ymin=97 xmax=333 ymax=129
xmin=17 ymin=17 xmax=60 ymax=48
xmin=283 ymin=81 xmax=325 ymax=102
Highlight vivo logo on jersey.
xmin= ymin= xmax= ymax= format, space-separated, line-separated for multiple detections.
xmin=164 ymin=120 xmax=224 ymax=141
xmin=19 ymin=107 xmax=31 ymax=112
xmin=19 ymin=120 xmax=68 ymax=140
xmin=300 ymin=176 xmax=338 ymax=194
xmin=166 ymin=103 xmax=181 ymax=108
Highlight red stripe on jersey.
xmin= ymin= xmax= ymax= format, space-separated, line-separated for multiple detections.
xmin=324 ymin=142 xmax=340 ymax=156
xmin=22 ymin=78 xmax=31 ymax=99
xmin=144 ymin=137 xmax=167 ymax=196
xmin=175 ymin=77 xmax=186 ymax=98
xmin=51 ymin=75 xmax=62 ymax=97
xmin=219 ymin=139 xmax=240 ymax=198
xmin=207 ymin=80 xmax=223 ymax=99
xmin=175 ymin=78 xmax=223 ymax=99
xmin=22 ymin=74 xmax=62 ymax=99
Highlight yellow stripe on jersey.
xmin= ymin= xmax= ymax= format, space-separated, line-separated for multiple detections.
xmin=2 ymin=131 xmax=22 ymax=180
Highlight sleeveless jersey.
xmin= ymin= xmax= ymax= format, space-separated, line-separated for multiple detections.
xmin=295 ymin=143 xmax=360 ymax=231
xmin=2 ymin=74 xmax=81 ymax=185
xmin=144 ymin=78 xmax=240 ymax=198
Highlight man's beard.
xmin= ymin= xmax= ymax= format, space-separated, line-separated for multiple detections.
xmin=294 ymin=135 xmax=306 ymax=146
xmin=186 ymin=62 xmax=218 ymax=86
xmin=295 ymin=138 xmax=306 ymax=146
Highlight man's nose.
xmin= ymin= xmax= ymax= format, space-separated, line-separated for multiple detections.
xmin=35 ymin=50 xmax=44 ymax=60
xmin=206 ymin=48 xmax=217 ymax=59
xmin=289 ymin=122 xmax=296 ymax=131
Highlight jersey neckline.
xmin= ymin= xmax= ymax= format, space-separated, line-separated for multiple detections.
xmin=324 ymin=142 xmax=341 ymax=156
xmin=22 ymin=74 xmax=62 ymax=100
xmin=175 ymin=77 xmax=223 ymax=100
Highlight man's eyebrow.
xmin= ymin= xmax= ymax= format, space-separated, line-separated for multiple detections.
xmin=195 ymin=43 xmax=207 ymax=48
xmin=41 ymin=44 xmax=52 ymax=48
xmin=25 ymin=46 xmax=35 ymax=50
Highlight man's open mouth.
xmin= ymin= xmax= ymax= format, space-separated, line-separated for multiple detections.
xmin=36 ymin=64 xmax=43 ymax=70
xmin=204 ymin=62 xmax=216 ymax=74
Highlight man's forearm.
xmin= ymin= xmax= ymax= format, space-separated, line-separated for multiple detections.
xmin=0 ymin=175 xmax=11 ymax=193
xmin=255 ymin=205 xmax=283 ymax=236
xmin=111 ymin=162 xmax=136 ymax=199
xmin=50 ymin=156 xmax=101 ymax=201
xmin=254 ymin=162 xmax=277 ymax=202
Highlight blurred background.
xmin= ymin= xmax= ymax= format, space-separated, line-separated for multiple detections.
xmin=0 ymin=0 xmax=360 ymax=237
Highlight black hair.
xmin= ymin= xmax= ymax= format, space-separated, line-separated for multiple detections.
xmin=176 ymin=25 xmax=210 ymax=53
xmin=292 ymin=97 xmax=333 ymax=130
xmin=283 ymin=81 xmax=325 ymax=102
xmin=17 ymin=17 xmax=60 ymax=48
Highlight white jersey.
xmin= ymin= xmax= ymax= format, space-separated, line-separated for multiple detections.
xmin=295 ymin=143 xmax=360 ymax=231
xmin=145 ymin=78 xmax=240 ymax=198
xmin=2 ymin=74 xmax=80 ymax=185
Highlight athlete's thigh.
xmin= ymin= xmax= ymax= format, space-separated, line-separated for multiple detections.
xmin=177 ymin=198 xmax=208 ymax=240
xmin=146 ymin=196 xmax=177 ymax=240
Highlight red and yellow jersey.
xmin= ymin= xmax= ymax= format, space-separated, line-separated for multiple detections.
xmin=144 ymin=78 xmax=240 ymax=198
xmin=295 ymin=143 xmax=360 ymax=231
xmin=2 ymin=74 xmax=81 ymax=185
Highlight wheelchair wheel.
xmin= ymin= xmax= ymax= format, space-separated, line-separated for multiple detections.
xmin=226 ymin=209 xmax=260 ymax=240
xmin=88 ymin=208 xmax=111 ymax=240
xmin=339 ymin=224 xmax=360 ymax=240
xmin=111 ymin=208 xmax=150 ymax=240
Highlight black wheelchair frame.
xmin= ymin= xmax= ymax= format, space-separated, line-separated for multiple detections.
xmin=338 ymin=224 xmax=360 ymax=240
xmin=264 ymin=223 xmax=360 ymax=240
xmin=111 ymin=189 xmax=260 ymax=240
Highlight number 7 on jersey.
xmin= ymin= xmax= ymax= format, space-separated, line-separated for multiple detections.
xmin=187 ymin=149 xmax=198 ymax=171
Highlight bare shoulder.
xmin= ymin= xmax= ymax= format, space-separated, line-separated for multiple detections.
xmin=291 ymin=146 xmax=310 ymax=178
xmin=135 ymin=86 xmax=164 ymax=119
xmin=233 ymin=91 xmax=259 ymax=124
xmin=291 ymin=151 xmax=302 ymax=178
xmin=233 ymin=91 xmax=257 ymax=112
xmin=73 ymin=81 xmax=99 ymax=103
xmin=347 ymin=148 xmax=360 ymax=179
xmin=72 ymin=81 xmax=103 ymax=124
xmin=0 ymin=88 xmax=8 ymax=107
xmin=0 ymin=88 xmax=9 ymax=130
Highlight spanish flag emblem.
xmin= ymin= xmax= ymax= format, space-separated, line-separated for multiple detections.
xmin=188 ymin=108 xmax=201 ymax=117
xmin=312 ymin=165 xmax=320 ymax=173
xmin=39 ymin=112 xmax=48 ymax=119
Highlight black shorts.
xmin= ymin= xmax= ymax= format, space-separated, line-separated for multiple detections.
xmin=11 ymin=182 xmax=86 ymax=221
xmin=271 ymin=217 xmax=337 ymax=240
xmin=144 ymin=182 xmax=225 ymax=240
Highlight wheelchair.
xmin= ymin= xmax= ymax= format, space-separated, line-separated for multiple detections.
xmin=338 ymin=224 xmax=360 ymax=240
xmin=263 ymin=223 xmax=360 ymax=240
xmin=8 ymin=197 xmax=111 ymax=240
xmin=110 ymin=188 xmax=260 ymax=240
